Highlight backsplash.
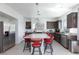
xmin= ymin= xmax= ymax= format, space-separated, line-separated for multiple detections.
xmin=69 ymin=28 xmax=77 ymax=33
xmin=60 ymin=28 xmax=77 ymax=34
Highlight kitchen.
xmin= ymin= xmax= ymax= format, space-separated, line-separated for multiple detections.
xmin=0 ymin=3 xmax=79 ymax=55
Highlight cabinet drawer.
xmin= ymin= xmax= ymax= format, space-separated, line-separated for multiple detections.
xmin=67 ymin=36 xmax=77 ymax=40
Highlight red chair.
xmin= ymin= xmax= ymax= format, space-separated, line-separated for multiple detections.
xmin=46 ymin=32 xmax=50 ymax=35
xmin=44 ymin=35 xmax=54 ymax=54
xmin=46 ymin=32 xmax=52 ymax=36
xmin=23 ymin=34 xmax=31 ymax=52
xmin=46 ymin=32 xmax=48 ymax=34
xmin=31 ymin=39 xmax=42 ymax=55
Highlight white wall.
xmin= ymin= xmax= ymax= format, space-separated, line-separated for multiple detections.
xmin=0 ymin=3 xmax=25 ymax=44
xmin=59 ymin=16 xmax=67 ymax=32
xmin=15 ymin=17 xmax=26 ymax=44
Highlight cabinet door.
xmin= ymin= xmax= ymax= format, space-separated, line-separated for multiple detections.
xmin=3 ymin=37 xmax=10 ymax=51
xmin=61 ymin=36 xmax=65 ymax=46
xmin=67 ymin=14 xmax=71 ymax=28
xmin=67 ymin=14 xmax=73 ymax=28
xmin=67 ymin=12 xmax=77 ymax=28
xmin=26 ymin=22 xmax=31 ymax=29
xmin=9 ymin=33 xmax=15 ymax=47
xmin=72 ymin=13 xmax=77 ymax=28
xmin=11 ymin=33 xmax=15 ymax=45
xmin=0 ymin=22 xmax=3 ymax=52
xmin=61 ymin=35 xmax=68 ymax=48
xmin=54 ymin=21 xmax=58 ymax=29
xmin=47 ymin=21 xmax=58 ymax=29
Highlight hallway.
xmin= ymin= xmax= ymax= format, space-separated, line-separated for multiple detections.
xmin=0 ymin=40 xmax=74 ymax=55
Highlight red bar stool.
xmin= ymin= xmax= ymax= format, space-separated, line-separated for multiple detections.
xmin=31 ymin=39 xmax=42 ymax=55
xmin=23 ymin=37 xmax=31 ymax=52
xmin=44 ymin=35 xmax=54 ymax=54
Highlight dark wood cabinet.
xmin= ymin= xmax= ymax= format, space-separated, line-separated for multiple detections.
xmin=53 ymin=33 xmax=61 ymax=43
xmin=61 ymin=35 xmax=68 ymax=48
xmin=54 ymin=21 xmax=58 ymax=29
xmin=67 ymin=35 xmax=77 ymax=52
xmin=61 ymin=35 xmax=77 ymax=50
xmin=26 ymin=22 xmax=31 ymax=29
xmin=47 ymin=21 xmax=58 ymax=29
xmin=67 ymin=12 xmax=77 ymax=28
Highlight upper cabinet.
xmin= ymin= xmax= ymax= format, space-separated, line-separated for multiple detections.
xmin=47 ymin=21 xmax=58 ymax=29
xmin=67 ymin=12 xmax=77 ymax=28
xmin=26 ymin=22 xmax=31 ymax=29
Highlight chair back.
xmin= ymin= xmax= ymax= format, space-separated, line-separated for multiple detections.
xmin=31 ymin=39 xmax=42 ymax=47
xmin=44 ymin=35 xmax=54 ymax=44
xmin=31 ymin=39 xmax=42 ymax=44
xmin=24 ymin=38 xmax=31 ymax=43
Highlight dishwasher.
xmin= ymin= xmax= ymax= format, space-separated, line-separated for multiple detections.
xmin=69 ymin=40 xmax=78 ymax=53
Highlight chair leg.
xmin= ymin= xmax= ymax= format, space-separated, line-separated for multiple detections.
xmin=23 ymin=43 xmax=26 ymax=52
xmin=29 ymin=46 xmax=31 ymax=52
xmin=32 ymin=47 xmax=35 ymax=55
xmin=44 ymin=44 xmax=47 ymax=54
xmin=27 ymin=43 xmax=30 ymax=47
xmin=29 ymin=44 xmax=31 ymax=52
xmin=39 ymin=47 xmax=42 ymax=55
xmin=49 ymin=44 xmax=53 ymax=55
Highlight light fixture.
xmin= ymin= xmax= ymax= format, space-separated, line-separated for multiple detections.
xmin=34 ymin=3 xmax=40 ymax=22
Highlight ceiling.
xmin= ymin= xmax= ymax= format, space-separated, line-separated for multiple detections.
xmin=6 ymin=3 xmax=78 ymax=19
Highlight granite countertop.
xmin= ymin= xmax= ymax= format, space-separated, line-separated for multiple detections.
xmin=64 ymin=33 xmax=77 ymax=36
xmin=60 ymin=32 xmax=77 ymax=35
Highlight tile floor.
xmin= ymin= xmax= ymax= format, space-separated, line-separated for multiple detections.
xmin=0 ymin=40 xmax=75 ymax=55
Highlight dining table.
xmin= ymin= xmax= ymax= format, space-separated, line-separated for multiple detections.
xmin=24 ymin=33 xmax=50 ymax=54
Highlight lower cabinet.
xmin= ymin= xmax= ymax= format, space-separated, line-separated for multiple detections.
xmin=9 ymin=33 xmax=15 ymax=47
xmin=67 ymin=36 xmax=77 ymax=52
xmin=54 ymin=33 xmax=61 ymax=43
xmin=61 ymin=35 xmax=77 ymax=53
xmin=68 ymin=40 xmax=78 ymax=52
xmin=0 ymin=22 xmax=15 ymax=53
xmin=61 ymin=35 xmax=68 ymax=48
xmin=53 ymin=32 xmax=78 ymax=53
xmin=3 ymin=37 xmax=10 ymax=51
xmin=2 ymin=33 xmax=15 ymax=52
